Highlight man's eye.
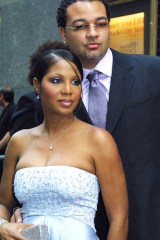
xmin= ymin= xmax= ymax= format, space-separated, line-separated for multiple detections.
xmin=50 ymin=78 xmax=62 ymax=83
xmin=96 ymin=22 xmax=109 ymax=28
xmin=73 ymin=25 xmax=87 ymax=31
xmin=72 ymin=79 xmax=81 ymax=85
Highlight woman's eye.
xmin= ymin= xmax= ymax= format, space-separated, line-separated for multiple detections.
xmin=72 ymin=79 xmax=81 ymax=85
xmin=50 ymin=78 xmax=62 ymax=84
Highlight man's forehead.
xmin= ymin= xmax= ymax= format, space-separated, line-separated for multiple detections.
xmin=66 ymin=1 xmax=107 ymax=21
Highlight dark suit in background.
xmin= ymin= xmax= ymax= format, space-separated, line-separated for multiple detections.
xmin=0 ymin=102 xmax=16 ymax=154
xmin=9 ymin=91 xmax=43 ymax=137
xmin=76 ymin=49 xmax=160 ymax=240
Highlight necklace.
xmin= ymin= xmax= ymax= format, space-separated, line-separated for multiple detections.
xmin=42 ymin=116 xmax=76 ymax=150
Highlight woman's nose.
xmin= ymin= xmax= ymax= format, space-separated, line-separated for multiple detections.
xmin=61 ymin=83 xmax=72 ymax=95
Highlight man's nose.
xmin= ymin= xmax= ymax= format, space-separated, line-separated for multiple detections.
xmin=86 ymin=25 xmax=99 ymax=36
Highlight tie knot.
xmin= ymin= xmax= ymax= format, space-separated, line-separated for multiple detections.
xmin=87 ymin=70 xmax=99 ymax=83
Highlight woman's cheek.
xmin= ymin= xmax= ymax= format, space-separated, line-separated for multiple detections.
xmin=42 ymin=84 xmax=58 ymax=97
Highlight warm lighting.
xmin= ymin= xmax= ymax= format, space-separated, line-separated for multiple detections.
xmin=110 ymin=12 xmax=144 ymax=54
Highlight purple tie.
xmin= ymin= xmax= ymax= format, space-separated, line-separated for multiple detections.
xmin=87 ymin=71 xmax=107 ymax=128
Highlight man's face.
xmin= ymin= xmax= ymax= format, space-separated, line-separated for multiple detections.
xmin=60 ymin=1 xmax=110 ymax=69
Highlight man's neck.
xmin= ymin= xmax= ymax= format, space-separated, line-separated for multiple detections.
xmin=82 ymin=61 xmax=99 ymax=70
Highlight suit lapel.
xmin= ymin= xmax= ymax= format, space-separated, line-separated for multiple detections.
xmin=106 ymin=50 xmax=136 ymax=133
xmin=75 ymin=50 xmax=136 ymax=132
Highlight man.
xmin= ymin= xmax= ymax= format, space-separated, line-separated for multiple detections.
xmin=56 ymin=1 xmax=160 ymax=240
xmin=12 ymin=1 xmax=160 ymax=239
xmin=0 ymin=87 xmax=16 ymax=155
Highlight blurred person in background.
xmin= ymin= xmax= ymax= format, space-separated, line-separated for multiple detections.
xmin=0 ymin=87 xmax=16 ymax=155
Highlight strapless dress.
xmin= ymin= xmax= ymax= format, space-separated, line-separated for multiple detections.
xmin=14 ymin=166 xmax=100 ymax=239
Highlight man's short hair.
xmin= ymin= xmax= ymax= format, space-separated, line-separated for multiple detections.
xmin=0 ymin=87 xmax=14 ymax=103
xmin=56 ymin=0 xmax=111 ymax=28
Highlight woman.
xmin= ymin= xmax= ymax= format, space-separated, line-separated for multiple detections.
xmin=0 ymin=48 xmax=128 ymax=239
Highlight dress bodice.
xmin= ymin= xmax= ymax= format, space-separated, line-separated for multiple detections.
xmin=14 ymin=166 xmax=100 ymax=231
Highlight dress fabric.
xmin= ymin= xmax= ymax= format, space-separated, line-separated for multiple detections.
xmin=14 ymin=166 xmax=100 ymax=240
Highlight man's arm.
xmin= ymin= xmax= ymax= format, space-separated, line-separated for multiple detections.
xmin=0 ymin=132 xmax=11 ymax=152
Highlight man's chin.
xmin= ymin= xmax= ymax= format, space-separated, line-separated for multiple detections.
xmin=81 ymin=52 xmax=105 ymax=63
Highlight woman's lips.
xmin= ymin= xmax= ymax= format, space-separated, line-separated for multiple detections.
xmin=58 ymin=99 xmax=73 ymax=107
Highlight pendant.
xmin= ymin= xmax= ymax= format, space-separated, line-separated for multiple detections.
xmin=43 ymin=116 xmax=76 ymax=151
xmin=49 ymin=145 xmax=53 ymax=150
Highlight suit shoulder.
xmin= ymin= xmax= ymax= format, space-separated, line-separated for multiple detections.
xmin=111 ymin=49 xmax=160 ymax=73
xmin=111 ymin=49 xmax=160 ymax=63
xmin=17 ymin=91 xmax=38 ymax=103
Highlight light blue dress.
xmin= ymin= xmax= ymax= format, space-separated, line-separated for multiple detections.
xmin=14 ymin=166 xmax=100 ymax=240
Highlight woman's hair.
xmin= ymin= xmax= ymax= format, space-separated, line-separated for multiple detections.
xmin=28 ymin=47 xmax=83 ymax=85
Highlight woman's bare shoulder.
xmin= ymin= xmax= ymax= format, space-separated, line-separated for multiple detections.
xmin=9 ymin=126 xmax=41 ymax=148
xmin=80 ymin=120 xmax=112 ymax=140
xmin=11 ymin=125 xmax=40 ymax=139
xmin=77 ymin=119 xmax=115 ymax=147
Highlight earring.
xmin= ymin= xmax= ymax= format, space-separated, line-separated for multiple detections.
xmin=36 ymin=94 xmax=40 ymax=100
xmin=63 ymin=41 xmax=68 ymax=47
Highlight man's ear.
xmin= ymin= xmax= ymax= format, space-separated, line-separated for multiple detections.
xmin=33 ymin=78 xmax=40 ymax=95
xmin=59 ymin=27 xmax=67 ymax=45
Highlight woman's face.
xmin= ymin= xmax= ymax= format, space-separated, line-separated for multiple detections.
xmin=35 ymin=59 xmax=82 ymax=116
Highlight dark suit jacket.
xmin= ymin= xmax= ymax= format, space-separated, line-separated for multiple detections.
xmin=0 ymin=102 xmax=16 ymax=154
xmin=76 ymin=49 xmax=160 ymax=240
xmin=9 ymin=91 xmax=43 ymax=136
